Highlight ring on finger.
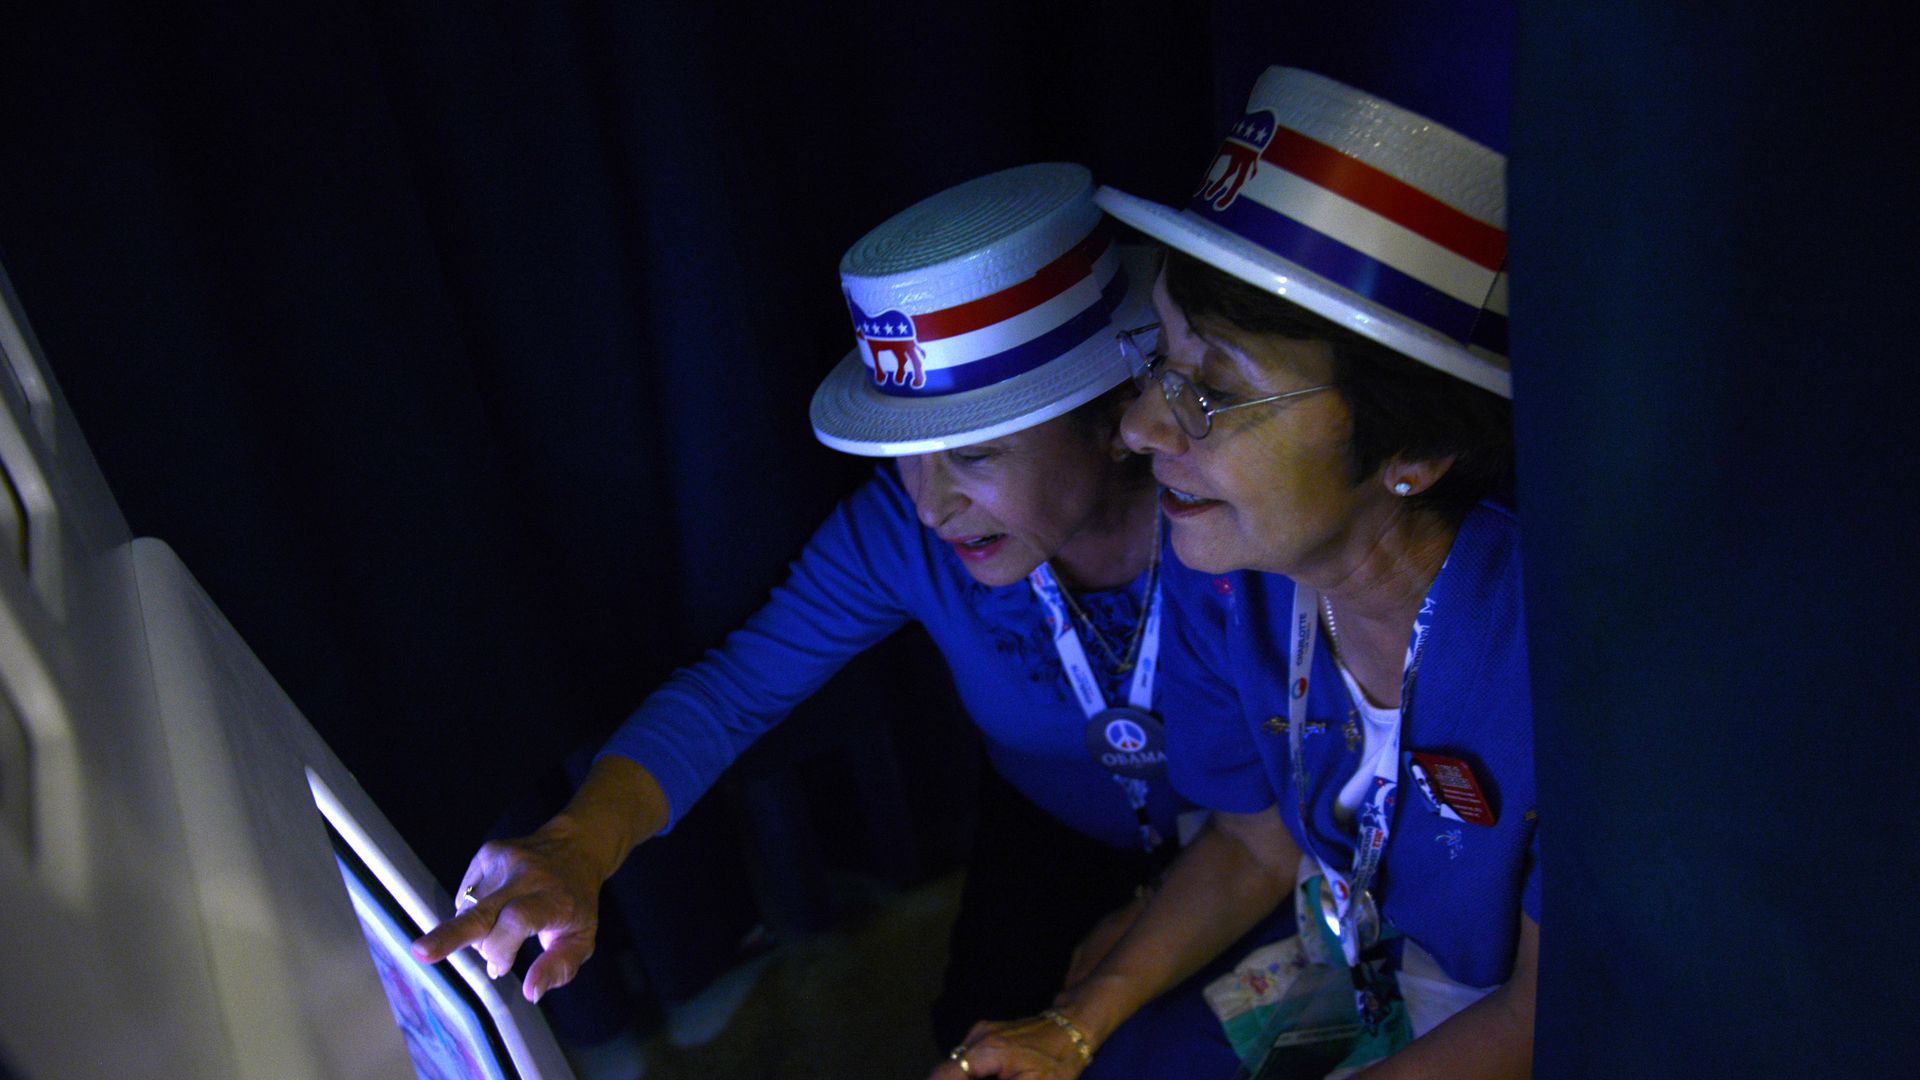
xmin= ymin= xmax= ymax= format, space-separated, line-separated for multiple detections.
xmin=457 ymin=885 xmax=479 ymax=909
xmin=948 ymin=1045 xmax=973 ymax=1075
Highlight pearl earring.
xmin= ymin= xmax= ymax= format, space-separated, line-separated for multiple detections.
xmin=1391 ymin=480 xmax=1413 ymax=496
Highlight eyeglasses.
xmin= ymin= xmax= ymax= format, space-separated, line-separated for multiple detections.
xmin=1116 ymin=322 xmax=1334 ymax=440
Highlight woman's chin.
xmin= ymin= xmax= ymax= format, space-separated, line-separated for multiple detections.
xmin=1168 ymin=519 xmax=1246 ymax=577
xmin=952 ymin=545 xmax=1043 ymax=588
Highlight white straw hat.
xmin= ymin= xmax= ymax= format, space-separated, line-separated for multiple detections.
xmin=811 ymin=163 xmax=1155 ymax=457
xmin=1095 ymin=67 xmax=1511 ymax=398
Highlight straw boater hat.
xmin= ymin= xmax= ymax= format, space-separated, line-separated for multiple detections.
xmin=811 ymin=163 xmax=1156 ymax=457
xmin=1094 ymin=67 xmax=1511 ymax=398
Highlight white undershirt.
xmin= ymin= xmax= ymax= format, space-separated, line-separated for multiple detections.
xmin=1325 ymin=656 xmax=1497 ymax=1037
xmin=1332 ymin=661 xmax=1402 ymax=826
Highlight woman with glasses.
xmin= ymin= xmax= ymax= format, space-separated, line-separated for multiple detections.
xmin=935 ymin=70 xmax=1533 ymax=1080
xmin=411 ymin=164 xmax=1285 ymax=1074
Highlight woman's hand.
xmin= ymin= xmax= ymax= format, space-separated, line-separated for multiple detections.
xmin=1062 ymin=891 xmax=1148 ymax=990
xmin=409 ymin=818 xmax=606 ymax=1002
xmin=926 ymin=1013 xmax=1094 ymax=1080
xmin=965 ymin=809 xmax=1295 ymax=1079
xmin=409 ymin=756 xmax=669 ymax=1003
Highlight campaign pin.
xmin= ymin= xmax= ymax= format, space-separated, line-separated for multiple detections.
xmin=1406 ymin=751 xmax=1496 ymax=827
xmin=1083 ymin=705 xmax=1167 ymax=780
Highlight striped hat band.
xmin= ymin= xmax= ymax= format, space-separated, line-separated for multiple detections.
xmin=843 ymin=225 xmax=1126 ymax=398
xmin=812 ymin=162 xmax=1153 ymax=457
xmin=1097 ymin=67 xmax=1511 ymax=397
xmin=1191 ymin=110 xmax=1507 ymax=356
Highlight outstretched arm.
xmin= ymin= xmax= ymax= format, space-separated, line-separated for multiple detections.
xmin=411 ymin=473 xmax=917 ymax=1001
xmin=409 ymin=755 xmax=667 ymax=1002
xmin=1059 ymin=806 xmax=1299 ymax=1044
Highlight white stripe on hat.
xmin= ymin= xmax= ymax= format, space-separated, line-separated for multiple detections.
xmin=1235 ymin=164 xmax=1501 ymax=308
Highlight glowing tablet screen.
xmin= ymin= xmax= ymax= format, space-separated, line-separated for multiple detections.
xmin=330 ymin=829 xmax=516 ymax=1080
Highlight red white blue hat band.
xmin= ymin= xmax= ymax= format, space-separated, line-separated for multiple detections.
xmin=1095 ymin=68 xmax=1512 ymax=398
xmin=845 ymin=227 xmax=1127 ymax=398
xmin=812 ymin=163 xmax=1155 ymax=457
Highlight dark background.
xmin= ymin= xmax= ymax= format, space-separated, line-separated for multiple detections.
xmin=0 ymin=0 xmax=1215 ymax=888
xmin=4 ymin=1 xmax=1916 ymax=1076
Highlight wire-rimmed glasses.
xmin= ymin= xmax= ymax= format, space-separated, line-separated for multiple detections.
xmin=1116 ymin=322 xmax=1334 ymax=440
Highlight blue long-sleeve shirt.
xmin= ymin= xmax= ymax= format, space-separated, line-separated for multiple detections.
xmin=601 ymin=465 xmax=1206 ymax=849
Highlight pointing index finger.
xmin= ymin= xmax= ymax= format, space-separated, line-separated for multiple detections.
xmin=410 ymin=902 xmax=498 ymax=965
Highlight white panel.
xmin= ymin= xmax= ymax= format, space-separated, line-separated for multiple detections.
xmin=133 ymin=537 xmax=575 ymax=1080
xmin=1 ymin=286 xmax=233 ymax=1078
xmin=0 ymin=684 xmax=33 ymax=884
xmin=0 ymin=254 xmax=571 ymax=1080
xmin=132 ymin=538 xmax=418 ymax=1080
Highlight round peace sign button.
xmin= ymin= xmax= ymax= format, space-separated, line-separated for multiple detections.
xmin=1084 ymin=705 xmax=1167 ymax=779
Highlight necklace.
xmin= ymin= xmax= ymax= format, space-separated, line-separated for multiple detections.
xmin=1322 ymin=595 xmax=1364 ymax=750
xmin=1054 ymin=512 xmax=1163 ymax=675
xmin=1320 ymin=594 xmax=1343 ymax=658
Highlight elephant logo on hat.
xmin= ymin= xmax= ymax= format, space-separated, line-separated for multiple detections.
xmin=1197 ymin=109 xmax=1277 ymax=211
xmin=847 ymin=296 xmax=926 ymax=389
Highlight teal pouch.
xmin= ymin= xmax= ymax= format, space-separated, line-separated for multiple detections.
xmin=1226 ymin=875 xmax=1414 ymax=1080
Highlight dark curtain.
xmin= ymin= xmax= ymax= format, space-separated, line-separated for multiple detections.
xmin=1514 ymin=3 xmax=1920 ymax=1076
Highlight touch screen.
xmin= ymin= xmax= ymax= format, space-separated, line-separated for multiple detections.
xmin=329 ymin=828 xmax=517 ymax=1080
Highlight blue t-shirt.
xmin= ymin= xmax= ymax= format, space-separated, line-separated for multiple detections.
xmin=1162 ymin=502 xmax=1540 ymax=989
xmin=601 ymin=465 xmax=1204 ymax=850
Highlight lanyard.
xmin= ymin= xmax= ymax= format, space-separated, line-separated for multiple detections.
xmin=1028 ymin=562 xmax=1160 ymax=716
xmin=1285 ymin=582 xmax=1436 ymax=972
xmin=1028 ymin=559 xmax=1164 ymax=850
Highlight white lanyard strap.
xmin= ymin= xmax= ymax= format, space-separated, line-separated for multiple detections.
xmin=1030 ymin=560 xmax=1164 ymax=851
xmin=1288 ymin=584 xmax=1403 ymax=969
xmin=1027 ymin=563 xmax=1161 ymax=715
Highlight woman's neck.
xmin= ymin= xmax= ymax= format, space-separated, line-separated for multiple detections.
xmin=1312 ymin=507 xmax=1460 ymax=708
xmin=1049 ymin=474 xmax=1160 ymax=591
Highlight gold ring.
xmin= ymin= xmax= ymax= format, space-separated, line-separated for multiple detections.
xmin=948 ymin=1045 xmax=972 ymax=1075
xmin=457 ymin=885 xmax=479 ymax=909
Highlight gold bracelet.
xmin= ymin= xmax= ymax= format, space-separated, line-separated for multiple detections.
xmin=1039 ymin=1009 xmax=1093 ymax=1065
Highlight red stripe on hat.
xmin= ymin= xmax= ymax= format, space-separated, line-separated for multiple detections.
xmin=912 ymin=230 xmax=1112 ymax=342
xmin=1260 ymin=127 xmax=1505 ymax=271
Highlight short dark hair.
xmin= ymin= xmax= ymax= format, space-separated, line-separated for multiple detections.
xmin=1161 ymin=249 xmax=1513 ymax=517
xmin=1066 ymin=379 xmax=1153 ymax=482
